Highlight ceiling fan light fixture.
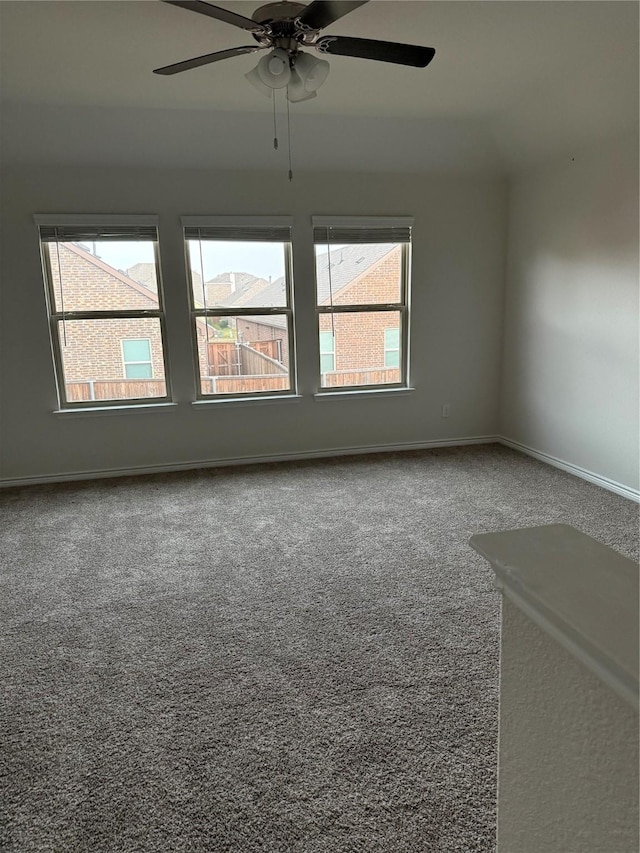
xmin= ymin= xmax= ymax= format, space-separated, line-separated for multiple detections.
xmin=256 ymin=48 xmax=291 ymax=89
xmin=293 ymin=51 xmax=330 ymax=92
xmin=244 ymin=64 xmax=273 ymax=98
xmin=287 ymin=69 xmax=318 ymax=102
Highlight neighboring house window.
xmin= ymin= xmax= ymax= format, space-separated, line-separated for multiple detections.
xmin=35 ymin=216 xmax=171 ymax=408
xmin=122 ymin=339 xmax=153 ymax=379
xmin=319 ymin=331 xmax=335 ymax=374
xmin=384 ymin=328 xmax=400 ymax=368
xmin=313 ymin=217 xmax=412 ymax=391
xmin=182 ymin=216 xmax=295 ymax=398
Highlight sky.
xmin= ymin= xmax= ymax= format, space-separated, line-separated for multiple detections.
xmin=81 ymin=240 xmax=287 ymax=282
xmin=80 ymin=240 xmax=345 ymax=284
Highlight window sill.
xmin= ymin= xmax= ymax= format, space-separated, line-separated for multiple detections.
xmin=192 ymin=394 xmax=303 ymax=410
xmin=53 ymin=402 xmax=178 ymax=418
xmin=313 ymin=387 xmax=415 ymax=401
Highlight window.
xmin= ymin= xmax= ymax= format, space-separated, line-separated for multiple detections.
xmin=313 ymin=217 xmax=412 ymax=391
xmin=36 ymin=216 xmax=170 ymax=408
xmin=122 ymin=339 xmax=153 ymax=379
xmin=384 ymin=328 xmax=400 ymax=368
xmin=182 ymin=217 xmax=295 ymax=398
xmin=319 ymin=331 xmax=335 ymax=374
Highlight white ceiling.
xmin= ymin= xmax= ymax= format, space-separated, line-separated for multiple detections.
xmin=1 ymin=0 xmax=637 ymax=172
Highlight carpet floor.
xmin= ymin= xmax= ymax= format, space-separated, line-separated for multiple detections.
xmin=1 ymin=444 xmax=638 ymax=853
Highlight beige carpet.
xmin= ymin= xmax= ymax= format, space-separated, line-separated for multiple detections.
xmin=1 ymin=444 xmax=638 ymax=852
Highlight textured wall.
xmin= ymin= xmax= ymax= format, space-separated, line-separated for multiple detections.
xmin=498 ymin=597 xmax=639 ymax=853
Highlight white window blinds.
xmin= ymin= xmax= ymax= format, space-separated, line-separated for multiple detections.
xmin=312 ymin=217 xmax=413 ymax=244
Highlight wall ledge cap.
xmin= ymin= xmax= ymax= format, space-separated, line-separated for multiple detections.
xmin=471 ymin=524 xmax=639 ymax=709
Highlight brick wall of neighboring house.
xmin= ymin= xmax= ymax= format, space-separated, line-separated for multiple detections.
xmin=59 ymin=317 xmax=166 ymax=383
xmin=195 ymin=323 xmax=211 ymax=381
xmin=126 ymin=262 xmax=158 ymax=293
xmin=48 ymin=243 xmax=165 ymax=384
xmin=328 ymin=247 xmax=402 ymax=307
xmin=319 ymin=246 xmax=402 ymax=375
xmin=49 ymin=244 xmax=158 ymax=313
xmin=318 ymin=312 xmax=400 ymax=371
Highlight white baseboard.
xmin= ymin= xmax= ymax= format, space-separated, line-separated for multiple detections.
xmin=4 ymin=436 xmax=637 ymax=501
xmin=498 ymin=437 xmax=640 ymax=503
xmin=0 ymin=435 xmax=500 ymax=488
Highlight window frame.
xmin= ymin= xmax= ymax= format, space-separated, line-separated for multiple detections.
xmin=35 ymin=215 xmax=172 ymax=410
xmin=313 ymin=216 xmax=412 ymax=394
xmin=181 ymin=216 xmax=296 ymax=401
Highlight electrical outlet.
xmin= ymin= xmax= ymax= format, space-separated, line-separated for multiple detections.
xmin=441 ymin=403 xmax=450 ymax=418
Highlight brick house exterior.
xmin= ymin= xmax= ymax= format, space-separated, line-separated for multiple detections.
xmin=234 ymin=245 xmax=404 ymax=385
xmin=48 ymin=243 xmax=225 ymax=399
xmin=317 ymin=245 xmax=402 ymax=381
xmin=48 ymin=243 xmax=167 ymax=396
xmin=47 ymin=240 xmax=403 ymax=400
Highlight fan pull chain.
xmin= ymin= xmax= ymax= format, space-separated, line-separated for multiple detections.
xmin=286 ymin=96 xmax=293 ymax=181
xmin=270 ymin=89 xmax=292 ymax=181
xmin=272 ymin=91 xmax=278 ymax=150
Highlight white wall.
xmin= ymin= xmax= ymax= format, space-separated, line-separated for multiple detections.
xmin=0 ymin=166 xmax=507 ymax=483
xmin=0 ymin=104 xmax=504 ymax=176
xmin=500 ymin=133 xmax=640 ymax=492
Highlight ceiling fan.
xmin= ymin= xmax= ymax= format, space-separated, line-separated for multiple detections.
xmin=154 ymin=0 xmax=436 ymax=102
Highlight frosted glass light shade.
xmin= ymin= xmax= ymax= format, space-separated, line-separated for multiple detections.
xmin=245 ymin=65 xmax=273 ymax=98
xmin=294 ymin=51 xmax=330 ymax=92
xmin=257 ymin=48 xmax=291 ymax=89
xmin=287 ymin=69 xmax=318 ymax=102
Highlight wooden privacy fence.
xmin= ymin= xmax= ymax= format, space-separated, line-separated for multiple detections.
xmin=206 ymin=342 xmax=241 ymax=376
xmin=240 ymin=344 xmax=285 ymax=377
xmin=66 ymin=365 xmax=397 ymax=401
xmin=206 ymin=340 xmax=282 ymax=376
xmin=202 ymin=367 xmax=399 ymax=396
xmin=202 ymin=375 xmax=289 ymax=394
xmin=246 ymin=340 xmax=280 ymax=360
xmin=322 ymin=367 xmax=400 ymax=387
xmin=67 ymin=379 xmax=166 ymax=401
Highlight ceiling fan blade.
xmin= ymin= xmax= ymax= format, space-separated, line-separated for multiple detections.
xmin=297 ymin=1 xmax=368 ymax=31
xmin=163 ymin=1 xmax=268 ymax=34
xmin=316 ymin=35 xmax=435 ymax=67
xmin=153 ymin=46 xmax=264 ymax=75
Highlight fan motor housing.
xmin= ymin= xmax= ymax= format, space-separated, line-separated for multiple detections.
xmin=251 ymin=2 xmax=308 ymax=24
xmin=251 ymin=2 xmax=317 ymax=50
